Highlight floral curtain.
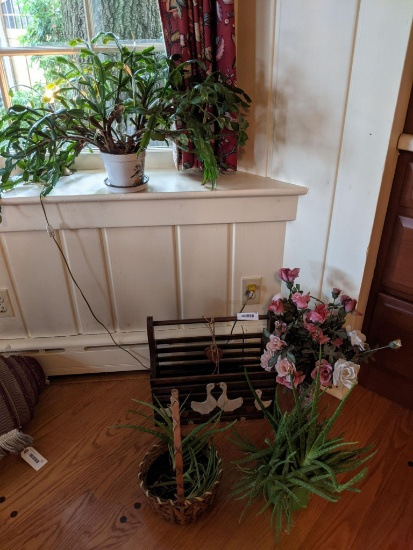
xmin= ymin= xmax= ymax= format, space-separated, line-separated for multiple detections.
xmin=157 ymin=0 xmax=238 ymax=173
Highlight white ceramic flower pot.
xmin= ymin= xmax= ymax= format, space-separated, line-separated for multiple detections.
xmin=101 ymin=151 xmax=148 ymax=193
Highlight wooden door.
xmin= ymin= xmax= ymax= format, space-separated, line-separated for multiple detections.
xmin=360 ymin=127 xmax=413 ymax=410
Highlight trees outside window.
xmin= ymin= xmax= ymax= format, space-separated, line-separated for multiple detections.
xmin=0 ymin=0 xmax=163 ymax=115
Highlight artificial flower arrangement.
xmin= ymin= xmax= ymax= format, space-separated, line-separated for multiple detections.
xmin=261 ymin=267 xmax=401 ymax=391
xmin=230 ymin=268 xmax=401 ymax=540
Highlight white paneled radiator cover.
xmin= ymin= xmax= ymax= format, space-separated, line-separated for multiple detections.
xmin=0 ymin=168 xmax=306 ymax=375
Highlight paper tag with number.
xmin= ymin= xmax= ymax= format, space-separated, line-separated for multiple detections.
xmin=21 ymin=447 xmax=48 ymax=471
xmin=237 ymin=312 xmax=259 ymax=321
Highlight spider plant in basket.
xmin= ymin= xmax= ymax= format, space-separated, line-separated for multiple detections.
xmin=116 ymin=389 xmax=234 ymax=525
xmin=230 ymin=355 xmax=376 ymax=541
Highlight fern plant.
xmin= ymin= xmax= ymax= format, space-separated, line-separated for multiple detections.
xmin=231 ymin=361 xmax=375 ymax=540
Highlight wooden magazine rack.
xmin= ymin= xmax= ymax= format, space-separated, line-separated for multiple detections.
xmin=147 ymin=315 xmax=275 ymax=424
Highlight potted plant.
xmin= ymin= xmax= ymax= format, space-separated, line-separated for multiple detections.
xmin=230 ymin=268 xmax=402 ymax=539
xmin=231 ymin=364 xmax=375 ymax=541
xmin=0 ymin=32 xmax=251 ymax=195
xmin=116 ymin=389 xmax=234 ymax=525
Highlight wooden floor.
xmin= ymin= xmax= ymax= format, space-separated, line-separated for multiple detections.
xmin=0 ymin=372 xmax=412 ymax=550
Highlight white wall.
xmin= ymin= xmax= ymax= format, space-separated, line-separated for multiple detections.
xmin=1 ymin=1 xmax=413 ymax=373
xmin=237 ymin=0 xmax=413 ymax=322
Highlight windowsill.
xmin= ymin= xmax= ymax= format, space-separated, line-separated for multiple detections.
xmin=1 ymin=167 xmax=307 ymax=202
xmin=0 ymin=162 xmax=307 ymax=231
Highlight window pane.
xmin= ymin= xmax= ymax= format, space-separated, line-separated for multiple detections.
xmin=89 ymin=0 xmax=163 ymax=43
xmin=0 ymin=55 xmax=48 ymax=110
xmin=2 ymin=0 xmax=73 ymax=47
xmin=0 ymin=52 xmax=169 ymax=150
xmin=0 ymin=0 xmax=162 ymax=47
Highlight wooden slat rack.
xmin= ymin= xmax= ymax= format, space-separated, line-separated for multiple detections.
xmin=147 ymin=315 xmax=275 ymax=423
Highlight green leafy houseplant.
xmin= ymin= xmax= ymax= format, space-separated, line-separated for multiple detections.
xmin=116 ymin=392 xmax=234 ymax=524
xmin=0 ymin=32 xmax=251 ymax=196
xmin=231 ymin=362 xmax=375 ymax=540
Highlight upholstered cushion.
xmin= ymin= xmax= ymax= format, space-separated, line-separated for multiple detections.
xmin=0 ymin=355 xmax=46 ymax=457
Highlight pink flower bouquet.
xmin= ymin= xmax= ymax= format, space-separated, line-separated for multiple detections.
xmin=262 ymin=268 xmax=401 ymax=390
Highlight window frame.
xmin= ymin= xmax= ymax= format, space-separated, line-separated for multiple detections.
xmin=1 ymin=0 xmax=29 ymax=30
xmin=0 ymin=0 xmax=165 ymax=110
xmin=0 ymin=0 xmax=169 ymax=169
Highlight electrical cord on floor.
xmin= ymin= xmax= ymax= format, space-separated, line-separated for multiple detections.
xmin=39 ymin=196 xmax=149 ymax=370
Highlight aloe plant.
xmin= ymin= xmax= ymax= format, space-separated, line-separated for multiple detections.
xmin=0 ymin=32 xmax=251 ymax=197
xmin=116 ymin=396 xmax=234 ymax=500
xmin=231 ymin=361 xmax=375 ymax=540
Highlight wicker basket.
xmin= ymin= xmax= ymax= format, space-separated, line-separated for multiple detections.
xmin=138 ymin=441 xmax=222 ymax=525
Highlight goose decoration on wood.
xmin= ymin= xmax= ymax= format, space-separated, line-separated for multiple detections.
xmin=216 ymin=382 xmax=243 ymax=412
xmin=190 ymin=383 xmax=217 ymax=415
xmin=254 ymin=389 xmax=272 ymax=410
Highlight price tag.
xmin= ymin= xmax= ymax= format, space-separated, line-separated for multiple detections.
xmin=237 ymin=312 xmax=259 ymax=321
xmin=21 ymin=447 xmax=48 ymax=471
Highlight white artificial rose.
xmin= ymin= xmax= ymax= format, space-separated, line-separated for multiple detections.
xmin=346 ymin=326 xmax=366 ymax=350
xmin=333 ymin=358 xmax=360 ymax=389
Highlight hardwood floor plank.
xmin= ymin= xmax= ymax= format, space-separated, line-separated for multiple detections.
xmin=0 ymin=373 xmax=412 ymax=550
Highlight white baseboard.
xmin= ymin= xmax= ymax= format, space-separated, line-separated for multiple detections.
xmin=0 ymin=321 xmax=265 ymax=376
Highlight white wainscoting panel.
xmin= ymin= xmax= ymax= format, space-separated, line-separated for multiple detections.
xmin=231 ymin=221 xmax=286 ymax=315
xmin=0 ymin=236 xmax=27 ymax=339
xmin=179 ymin=224 xmax=230 ymax=318
xmin=60 ymin=228 xmax=114 ymax=334
xmin=1 ymin=230 xmax=77 ymax=338
xmin=104 ymin=225 xmax=178 ymax=331
xmin=0 ymin=170 xmax=306 ymax=374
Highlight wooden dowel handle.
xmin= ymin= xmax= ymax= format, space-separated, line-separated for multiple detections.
xmin=171 ymin=388 xmax=185 ymax=505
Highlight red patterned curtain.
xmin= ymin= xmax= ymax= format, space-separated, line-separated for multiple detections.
xmin=157 ymin=0 xmax=238 ymax=173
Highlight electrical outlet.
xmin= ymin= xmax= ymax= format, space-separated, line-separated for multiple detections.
xmin=241 ymin=277 xmax=262 ymax=305
xmin=0 ymin=289 xmax=14 ymax=318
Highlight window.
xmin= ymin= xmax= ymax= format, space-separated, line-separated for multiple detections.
xmin=1 ymin=0 xmax=29 ymax=30
xmin=0 ymin=0 xmax=163 ymax=114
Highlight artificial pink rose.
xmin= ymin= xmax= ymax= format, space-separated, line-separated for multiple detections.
xmin=291 ymin=292 xmax=311 ymax=309
xmin=340 ymin=295 xmax=357 ymax=312
xmin=332 ymin=288 xmax=341 ymax=299
xmin=307 ymin=304 xmax=329 ymax=324
xmin=344 ymin=299 xmax=357 ymax=313
xmin=260 ymin=349 xmax=275 ymax=372
xmin=275 ymin=356 xmax=295 ymax=377
xmin=331 ymin=337 xmax=344 ymax=347
xmin=340 ymin=294 xmax=351 ymax=304
xmin=311 ymin=359 xmax=333 ymax=386
xmin=276 ymin=370 xmax=305 ymax=389
xmin=318 ymin=334 xmax=330 ymax=344
xmin=273 ymin=321 xmax=288 ymax=336
xmin=278 ymin=267 xmax=300 ymax=283
xmin=266 ymin=334 xmax=287 ymax=352
xmin=268 ymin=299 xmax=285 ymax=314
xmin=306 ymin=324 xmax=330 ymax=344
